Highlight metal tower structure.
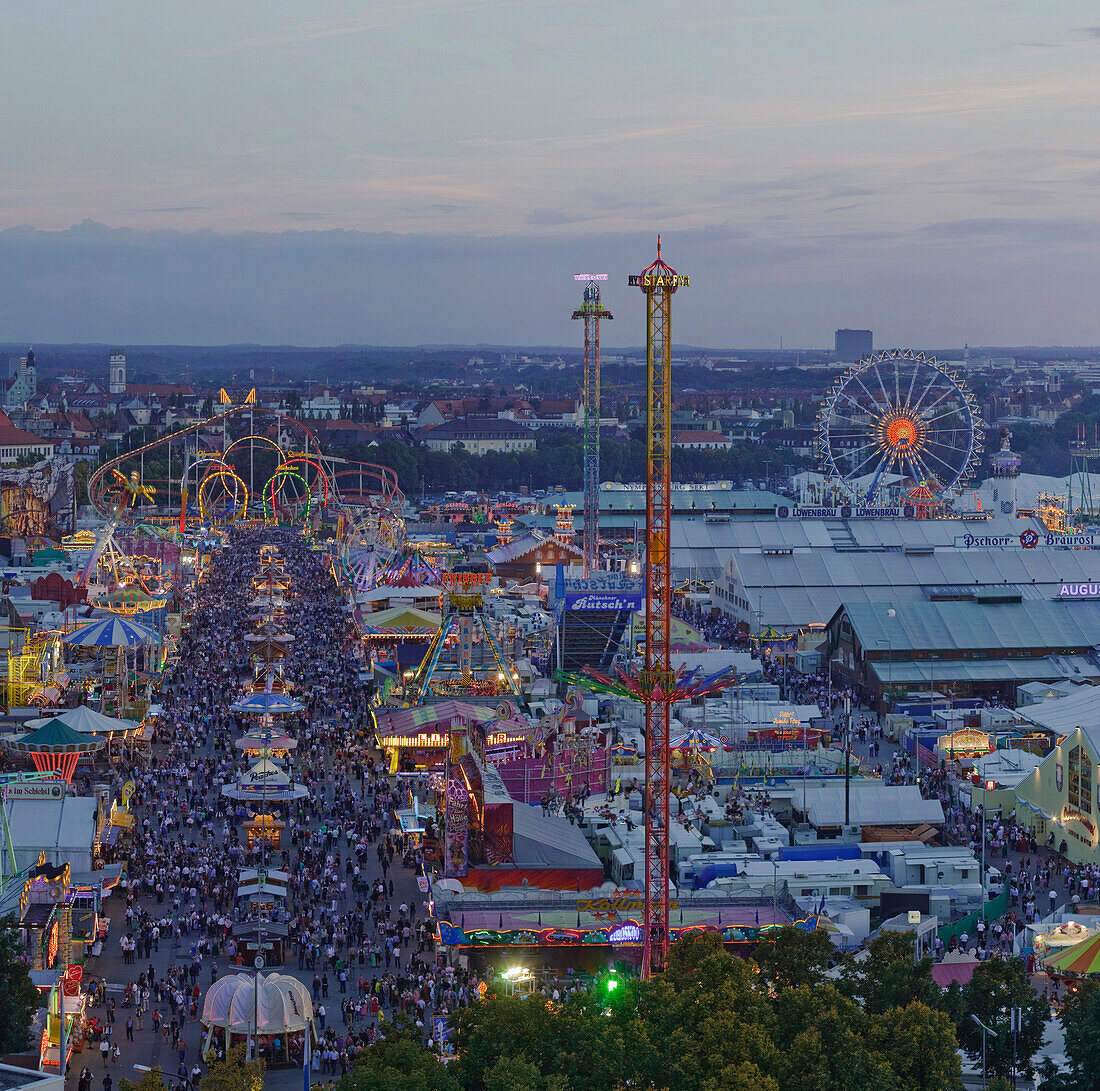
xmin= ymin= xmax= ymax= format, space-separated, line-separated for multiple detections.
xmin=629 ymin=237 xmax=689 ymax=978
xmin=572 ymin=275 xmax=612 ymax=577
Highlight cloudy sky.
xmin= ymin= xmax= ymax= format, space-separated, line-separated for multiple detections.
xmin=3 ymin=1 xmax=1100 ymax=348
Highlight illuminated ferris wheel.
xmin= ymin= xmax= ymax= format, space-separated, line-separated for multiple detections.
xmin=817 ymin=349 xmax=983 ymax=504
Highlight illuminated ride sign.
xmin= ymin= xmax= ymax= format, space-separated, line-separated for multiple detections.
xmin=573 ymin=274 xmax=609 ymax=281
xmin=1060 ymin=583 xmax=1100 ymax=598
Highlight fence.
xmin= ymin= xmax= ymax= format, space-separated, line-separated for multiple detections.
xmin=937 ymin=890 xmax=1010 ymax=945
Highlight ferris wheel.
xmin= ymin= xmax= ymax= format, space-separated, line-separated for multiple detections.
xmin=817 ymin=349 xmax=983 ymax=504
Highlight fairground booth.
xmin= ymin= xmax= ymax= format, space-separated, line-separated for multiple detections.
xmin=430 ymin=880 xmax=796 ymax=974
xmin=374 ymin=699 xmax=530 ymax=773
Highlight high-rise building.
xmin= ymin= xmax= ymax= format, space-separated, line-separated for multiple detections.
xmin=835 ymin=329 xmax=872 ymax=363
xmin=109 ymin=350 xmax=127 ymax=395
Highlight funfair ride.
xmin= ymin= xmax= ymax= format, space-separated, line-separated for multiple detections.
xmin=86 ymin=401 xmax=404 ymax=547
xmin=631 ymin=238 xmax=687 ymax=979
xmin=817 ymin=349 xmax=982 ymax=505
xmin=573 ymin=275 xmax=613 ymax=578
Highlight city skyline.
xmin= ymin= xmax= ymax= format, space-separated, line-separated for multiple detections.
xmin=5 ymin=1 xmax=1100 ymax=345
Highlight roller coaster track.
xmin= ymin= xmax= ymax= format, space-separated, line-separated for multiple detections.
xmin=87 ymin=404 xmax=403 ymax=525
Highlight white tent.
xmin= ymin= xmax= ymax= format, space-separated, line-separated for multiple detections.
xmin=201 ymin=973 xmax=314 ymax=1057
xmin=27 ymin=705 xmax=139 ymax=736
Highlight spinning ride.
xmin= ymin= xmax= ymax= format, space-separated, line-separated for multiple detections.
xmin=817 ymin=349 xmax=983 ymax=504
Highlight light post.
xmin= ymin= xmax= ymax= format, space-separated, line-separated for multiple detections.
xmin=771 ymin=857 xmax=778 ymax=939
xmin=982 ymin=779 xmax=994 ymax=921
xmin=971 ymin=1014 xmax=997 ymax=1087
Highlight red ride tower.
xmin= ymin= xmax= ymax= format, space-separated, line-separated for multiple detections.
xmin=628 ymin=237 xmax=689 ymax=978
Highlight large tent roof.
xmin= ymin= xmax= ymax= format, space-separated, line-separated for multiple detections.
xmin=27 ymin=705 xmax=139 ymax=736
xmin=360 ymin=605 xmax=441 ymax=634
xmin=1015 ymin=687 xmax=1100 ymax=735
xmin=502 ymin=797 xmax=603 ymax=871
xmin=795 ymin=782 xmax=944 ymax=827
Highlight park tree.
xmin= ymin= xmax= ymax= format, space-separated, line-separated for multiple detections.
xmin=942 ymin=958 xmax=1047 ymax=1080
xmin=0 ymin=917 xmax=39 ymax=1053
xmin=838 ymin=930 xmax=935 ymax=1014
xmin=1038 ymin=979 xmax=1100 ymax=1091
xmin=751 ymin=924 xmax=835 ymax=991
xmin=773 ymin=983 xmax=893 ymax=1091
xmin=200 ymin=1046 xmax=264 ymax=1091
xmin=119 ymin=1068 xmax=169 ymax=1091
xmin=871 ymin=1001 xmax=963 ymax=1091
xmin=337 ymin=1037 xmax=460 ymax=1091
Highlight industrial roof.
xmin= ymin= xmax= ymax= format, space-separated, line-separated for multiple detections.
xmin=1014 ymin=687 xmax=1100 ymax=734
xmin=837 ymin=600 xmax=1100 ymax=653
xmin=870 ymin=657 xmax=1100 ymax=684
xmin=794 ymin=783 xmax=944 ymax=827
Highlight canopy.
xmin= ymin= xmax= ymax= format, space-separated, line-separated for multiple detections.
xmin=221 ymin=758 xmax=309 ymax=801
xmin=670 ymin=728 xmax=720 ymax=750
xmin=201 ymin=973 xmax=313 ymax=1036
xmin=236 ymin=729 xmax=298 ymax=752
xmin=27 ymin=705 xmax=140 ymax=736
xmin=1043 ymin=931 xmax=1100 ymax=975
xmin=359 ymin=605 xmax=441 ymax=636
xmin=94 ymin=586 xmax=167 ymax=614
xmin=229 ymin=692 xmax=305 ymax=715
xmin=5 ymin=719 xmax=106 ymax=754
xmin=63 ymin=616 xmax=159 ymax=647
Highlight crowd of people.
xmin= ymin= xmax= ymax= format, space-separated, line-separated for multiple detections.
xmin=70 ymin=528 xmax=496 ymax=1088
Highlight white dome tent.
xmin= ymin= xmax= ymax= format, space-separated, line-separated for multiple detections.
xmin=201 ymin=972 xmax=314 ymax=1063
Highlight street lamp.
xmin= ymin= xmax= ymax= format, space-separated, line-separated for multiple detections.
xmin=771 ymin=857 xmax=778 ymax=939
xmin=982 ymin=780 xmax=994 ymax=921
xmin=970 ymin=1014 xmax=997 ymax=1087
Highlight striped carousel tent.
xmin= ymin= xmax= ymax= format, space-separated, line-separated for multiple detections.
xmin=1044 ymin=931 xmax=1100 ymax=976
xmin=63 ymin=616 xmax=160 ymax=647
xmin=4 ymin=718 xmax=106 ymax=781
xmin=229 ymin=692 xmax=305 ymax=716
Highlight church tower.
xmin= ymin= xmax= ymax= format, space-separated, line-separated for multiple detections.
xmin=109 ymin=350 xmax=127 ymax=395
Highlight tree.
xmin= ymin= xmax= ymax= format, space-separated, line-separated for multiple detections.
xmin=751 ymin=925 xmax=835 ymax=991
xmin=942 ymin=959 xmax=1047 ymax=1080
xmin=871 ymin=1001 xmax=963 ymax=1091
xmin=1039 ymin=979 xmax=1100 ymax=1091
xmin=337 ymin=1038 xmax=460 ymax=1091
xmin=200 ymin=1046 xmax=264 ymax=1091
xmin=838 ymin=930 xmax=934 ymax=1014
xmin=119 ymin=1067 xmax=169 ymax=1091
xmin=773 ymin=984 xmax=893 ymax=1091
xmin=0 ymin=917 xmax=39 ymax=1053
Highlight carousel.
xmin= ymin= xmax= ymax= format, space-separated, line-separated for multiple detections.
xmin=2 ymin=719 xmax=106 ymax=781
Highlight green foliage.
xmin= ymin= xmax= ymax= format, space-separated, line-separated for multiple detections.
xmin=200 ymin=1046 xmax=264 ymax=1091
xmin=119 ymin=1067 xmax=169 ymax=1091
xmin=751 ymin=925 xmax=835 ymax=991
xmin=0 ymin=916 xmax=40 ymax=1053
xmin=338 ymin=931 xmax=968 ymax=1091
xmin=871 ymin=1001 xmax=963 ymax=1091
xmin=1039 ymin=980 xmax=1100 ymax=1091
xmin=942 ymin=958 xmax=1047 ymax=1079
xmin=338 ymin=1038 xmax=461 ymax=1091
xmin=837 ymin=930 xmax=935 ymax=1014
xmin=345 ymin=433 xmax=809 ymax=496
